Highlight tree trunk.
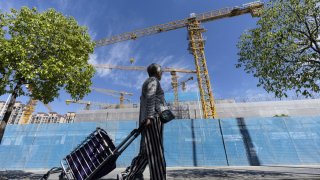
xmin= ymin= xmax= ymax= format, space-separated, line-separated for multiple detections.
xmin=0 ymin=81 xmax=22 ymax=143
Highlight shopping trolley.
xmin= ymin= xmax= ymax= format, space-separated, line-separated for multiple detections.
xmin=42 ymin=125 xmax=144 ymax=180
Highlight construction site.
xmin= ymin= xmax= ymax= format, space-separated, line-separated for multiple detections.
xmin=0 ymin=1 xmax=320 ymax=179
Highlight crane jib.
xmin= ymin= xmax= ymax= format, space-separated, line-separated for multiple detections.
xmin=94 ymin=1 xmax=263 ymax=47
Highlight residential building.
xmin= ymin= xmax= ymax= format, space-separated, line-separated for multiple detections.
xmin=0 ymin=101 xmax=25 ymax=124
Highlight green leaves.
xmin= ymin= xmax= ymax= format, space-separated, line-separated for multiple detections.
xmin=0 ymin=7 xmax=95 ymax=102
xmin=237 ymin=0 xmax=320 ymax=98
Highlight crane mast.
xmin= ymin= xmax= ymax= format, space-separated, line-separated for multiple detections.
xmin=187 ymin=17 xmax=216 ymax=118
xmin=20 ymin=99 xmax=52 ymax=124
xmin=20 ymin=85 xmax=52 ymax=124
xmin=165 ymin=76 xmax=194 ymax=104
xmin=95 ymin=1 xmax=263 ymax=118
xmin=20 ymin=99 xmax=37 ymax=124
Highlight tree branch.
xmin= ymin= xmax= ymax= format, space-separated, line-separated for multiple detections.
xmin=290 ymin=27 xmax=311 ymax=39
xmin=298 ymin=45 xmax=311 ymax=55
xmin=275 ymin=50 xmax=296 ymax=63
xmin=287 ymin=4 xmax=304 ymax=23
xmin=287 ymin=3 xmax=319 ymax=53
xmin=312 ymin=13 xmax=319 ymax=36
xmin=303 ymin=15 xmax=320 ymax=54
xmin=307 ymin=59 xmax=320 ymax=65
xmin=310 ymin=43 xmax=320 ymax=54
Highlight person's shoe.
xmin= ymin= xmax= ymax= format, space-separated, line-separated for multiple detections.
xmin=135 ymin=173 xmax=144 ymax=180
xmin=117 ymin=172 xmax=142 ymax=180
xmin=117 ymin=173 xmax=125 ymax=180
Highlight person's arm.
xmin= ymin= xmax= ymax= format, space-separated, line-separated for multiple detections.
xmin=145 ymin=78 xmax=158 ymax=121
xmin=155 ymin=83 xmax=164 ymax=114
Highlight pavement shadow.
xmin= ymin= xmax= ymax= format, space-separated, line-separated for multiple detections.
xmin=0 ymin=170 xmax=44 ymax=179
xmin=167 ymin=168 xmax=295 ymax=179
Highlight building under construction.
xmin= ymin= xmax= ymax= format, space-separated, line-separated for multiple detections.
xmin=74 ymin=93 xmax=320 ymax=122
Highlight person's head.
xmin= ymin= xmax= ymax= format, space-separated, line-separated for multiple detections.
xmin=147 ymin=63 xmax=162 ymax=80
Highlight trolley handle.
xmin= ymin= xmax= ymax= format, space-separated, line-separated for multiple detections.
xmin=115 ymin=122 xmax=146 ymax=155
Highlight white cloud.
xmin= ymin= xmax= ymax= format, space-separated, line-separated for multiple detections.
xmin=90 ymin=42 xmax=148 ymax=92
xmin=151 ymin=55 xmax=195 ymax=91
xmin=91 ymin=42 xmax=137 ymax=77
xmin=89 ymin=53 xmax=113 ymax=77
xmin=89 ymin=53 xmax=98 ymax=64
xmin=134 ymin=72 xmax=148 ymax=90
xmin=160 ymin=72 xmax=172 ymax=91
xmin=57 ymin=0 xmax=69 ymax=11
xmin=184 ymin=80 xmax=198 ymax=92
xmin=106 ymin=43 xmax=132 ymax=64
xmin=92 ymin=49 xmax=195 ymax=93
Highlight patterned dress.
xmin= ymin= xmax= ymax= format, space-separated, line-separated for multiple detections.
xmin=121 ymin=76 xmax=166 ymax=180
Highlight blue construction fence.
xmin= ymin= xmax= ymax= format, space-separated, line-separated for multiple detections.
xmin=0 ymin=116 xmax=320 ymax=170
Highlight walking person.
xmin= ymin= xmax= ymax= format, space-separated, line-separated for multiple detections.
xmin=118 ymin=63 xmax=166 ymax=180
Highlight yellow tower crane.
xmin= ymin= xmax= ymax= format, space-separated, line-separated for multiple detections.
xmin=176 ymin=76 xmax=194 ymax=92
xmin=20 ymin=99 xmax=37 ymax=124
xmin=164 ymin=76 xmax=194 ymax=104
xmin=90 ymin=87 xmax=133 ymax=108
xmin=65 ymin=100 xmax=113 ymax=110
xmin=20 ymin=99 xmax=52 ymax=124
xmin=93 ymin=64 xmax=196 ymax=106
xmin=20 ymin=86 xmax=52 ymax=124
xmin=94 ymin=1 xmax=263 ymax=118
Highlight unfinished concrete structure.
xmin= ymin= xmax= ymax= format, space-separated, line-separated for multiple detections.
xmin=74 ymin=98 xmax=320 ymax=122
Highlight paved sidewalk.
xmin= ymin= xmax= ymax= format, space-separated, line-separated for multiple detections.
xmin=0 ymin=166 xmax=319 ymax=179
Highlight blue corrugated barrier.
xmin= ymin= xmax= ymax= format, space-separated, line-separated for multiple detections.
xmin=0 ymin=116 xmax=320 ymax=170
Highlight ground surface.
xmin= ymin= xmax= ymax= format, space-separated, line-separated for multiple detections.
xmin=0 ymin=166 xmax=319 ymax=179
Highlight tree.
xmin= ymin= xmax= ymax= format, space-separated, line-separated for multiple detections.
xmin=0 ymin=7 xmax=95 ymax=142
xmin=237 ymin=0 xmax=320 ymax=98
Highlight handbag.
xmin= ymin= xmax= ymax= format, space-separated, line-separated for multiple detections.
xmin=159 ymin=108 xmax=175 ymax=124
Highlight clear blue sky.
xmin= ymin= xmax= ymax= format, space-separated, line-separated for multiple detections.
xmin=0 ymin=0 xmax=270 ymax=114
